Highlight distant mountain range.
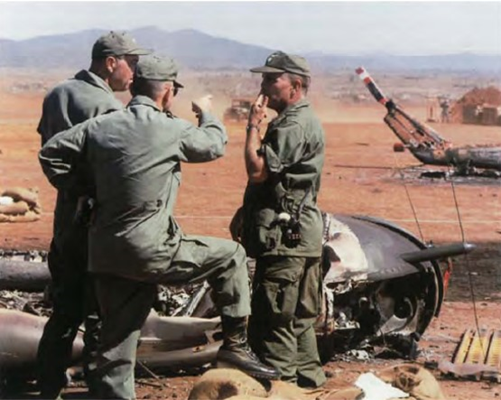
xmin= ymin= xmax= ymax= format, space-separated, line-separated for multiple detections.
xmin=1 ymin=27 xmax=500 ymax=73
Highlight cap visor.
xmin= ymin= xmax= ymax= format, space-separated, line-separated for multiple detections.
xmin=250 ymin=66 xmax=285 ymax=74
xmin=125 ymin=47 xmax=152 ymax=56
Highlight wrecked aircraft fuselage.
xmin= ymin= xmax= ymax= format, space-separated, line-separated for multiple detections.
xmin=0 ymin=308 xmax=221 ymax=384
xmin=315 ymin=213 xmax=473 ymax=359
xmin=0 ymin=212 xmax=473 ymax=385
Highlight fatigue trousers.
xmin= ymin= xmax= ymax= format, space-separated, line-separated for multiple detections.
xmin=93 ymin=235 xmax=251 ymax=400
xmin=248 ymin=256 xmax=326 ymax=388
xmin=37 ymin=197 xmax=101 ymax=398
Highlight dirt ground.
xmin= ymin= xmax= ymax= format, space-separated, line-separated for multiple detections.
xmin=0 ymin=69 xmax=500 ymax=399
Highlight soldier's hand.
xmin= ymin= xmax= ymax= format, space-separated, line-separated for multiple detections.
xmin=192 ymin=95 xmax=213 ymax=116
xmin=248 ymin=94 xmax=268 ymax=127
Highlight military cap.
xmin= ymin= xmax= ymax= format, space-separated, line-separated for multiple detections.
xmin=250 ymin=51 xmax=310 ymax=77
xmin=92 ymin=31 xmax=151 ymax=59
xmin=134 ymin=55 xmax=184 ymax=88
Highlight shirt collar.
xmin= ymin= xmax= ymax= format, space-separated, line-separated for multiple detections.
xmin=282 ymin=98 xmax=309 ymax=115
xmin=74 ymin=69 xmax=114 ymax=94
xmin=128 ymin=95 xmax=162 ymax=111
xmin=271 ymin=98 xmax=310 ymax=126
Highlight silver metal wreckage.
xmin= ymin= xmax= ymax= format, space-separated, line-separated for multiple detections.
xmin=0 ymin=212 xmax=474 ymax=385
xmin=356 ymin=67 xmax=501 ymax=178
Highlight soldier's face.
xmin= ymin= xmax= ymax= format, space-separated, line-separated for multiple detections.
xmin=108 ymin=55 xmax=139 ymax=92
xmin=260 ymin=73 xmax=294 ymax=112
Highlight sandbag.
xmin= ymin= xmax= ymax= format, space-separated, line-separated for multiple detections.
xmin=319 ymin=388 xmax=364 ymax=400
xmin=189 ymin=368 xmax=360 ymax=400
xmin=225 ymin=397 xmax=269 ymax=400
xmin=188 ymin=364 xmax=445 ymax=400
xmin=0 ymin=210 xmax=41 ymax=223
xmin=0 ymin=200 xmax=29 ymax=215
xmin=1 ymin=187 xmax=39 ymax=207
xmin=377 ymin=363 xmax=446 ymax=400
xmin=188 ymin=368 xmax=267 ymax=400
xmin=0 ymin=188 xmax=41 ymax=223
xmin=267 ymin=380 xmax=319 ymax=400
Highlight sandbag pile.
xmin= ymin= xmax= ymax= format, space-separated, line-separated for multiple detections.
xmin=376 ymin=363 xmax=446 ymax=400
xmin=0 ymin=187 xmax=42 ymax=223
xmin=188 ymin=363 xmax=447 ymax=400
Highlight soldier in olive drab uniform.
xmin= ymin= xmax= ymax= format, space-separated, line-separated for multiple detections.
xmin=36 ymin=31 xmax=150 ymax=398
xmin=231 ymin=51 xmax=326 ymax=388
xmin=439 ymin=97 xmax=450 ymax=123
xmin=39 ymin=55 xmax=279 ymax=400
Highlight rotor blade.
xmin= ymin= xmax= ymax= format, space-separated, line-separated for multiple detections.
xmin=355 ymin=66 xmax=389 ymax=106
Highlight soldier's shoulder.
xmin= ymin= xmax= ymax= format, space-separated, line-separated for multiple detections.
xmin=283 ymin=106 xmax=321 ymax=128
xmin=45 ymin=77 xmax=90 ymax=99
xmin=290 ymin=108 xmax=324 ymax=141
xmin=283 ymin=100 xmax=314 ymax=119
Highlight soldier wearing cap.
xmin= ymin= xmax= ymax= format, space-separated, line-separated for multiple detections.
xmin=36 ymin=31 xmax=150 ymax=398
xmin=231 ymin=51 xmax=326 ymax=388
xmin=39 ymin=54 xmax=279 ymax=399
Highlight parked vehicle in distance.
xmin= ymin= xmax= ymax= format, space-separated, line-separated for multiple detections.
xmin=223 ymin=98 xmax=252 ymax=123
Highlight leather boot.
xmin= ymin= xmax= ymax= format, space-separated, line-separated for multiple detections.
xmin=217 ymin=316 xmax=280 ymax=380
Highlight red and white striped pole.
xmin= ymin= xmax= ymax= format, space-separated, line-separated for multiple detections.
xmin=355 ymin=67 xmax=389 ymax=106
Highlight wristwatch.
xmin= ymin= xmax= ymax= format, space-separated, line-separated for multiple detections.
xmin=246 ymin=124 xmax=260 ymax=134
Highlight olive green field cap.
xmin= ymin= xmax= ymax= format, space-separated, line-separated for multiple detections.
xmin=250 ymin=51 xmax=310 ymax=77
xmin=134 ymin=55 xmax=184 ymax=88
xmin=92 ymin=31 xmax=151 ymax=59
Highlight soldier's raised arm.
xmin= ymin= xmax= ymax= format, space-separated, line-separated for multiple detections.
xmin=177 ymin=94 xmax=228 ymax=162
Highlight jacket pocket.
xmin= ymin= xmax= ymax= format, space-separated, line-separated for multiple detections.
xmin=260 ymin=264 xmax=301 ymax=323
xmin=297 ymin=259 xmax=323 ymax=319
xmin=243 ymin=208 xmax=280 ymax=257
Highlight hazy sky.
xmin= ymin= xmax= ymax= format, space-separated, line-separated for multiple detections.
xmin=1 ymin=1 xmax=500 ymax=55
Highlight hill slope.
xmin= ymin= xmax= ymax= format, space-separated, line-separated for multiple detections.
xmin=0 ymin=27 xmax=499 ymax=73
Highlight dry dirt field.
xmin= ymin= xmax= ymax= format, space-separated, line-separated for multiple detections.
xmin=0 ymin=69 xmax=500 ymax=399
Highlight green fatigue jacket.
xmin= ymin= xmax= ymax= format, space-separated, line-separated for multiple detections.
xmin=242 ymin=99 xmax=325 ymax=258
xmin=37 ymin=70 xmax=124 ymax=243
xmin=39 ymin=95 xmax=227 ymax=280
xmin=38 ymin=70 xmax=123 ymax=145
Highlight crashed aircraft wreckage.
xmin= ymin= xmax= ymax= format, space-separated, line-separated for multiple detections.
xmin=356 ymin=67 xmax=501 ymax=177
xmin=0 ymin=212 xmax=474 ymax=385
xmin=0 ymin=308 xmax=221 ymax=384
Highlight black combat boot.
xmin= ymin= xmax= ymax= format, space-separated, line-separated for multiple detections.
xmin=216 ymin=316 xmax=280 ymax=380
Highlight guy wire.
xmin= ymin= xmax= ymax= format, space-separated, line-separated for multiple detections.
xmin=447 ymin=170 xmax=484 ymax=359
xmin=393 ymin=154 xmax=424 ymax=243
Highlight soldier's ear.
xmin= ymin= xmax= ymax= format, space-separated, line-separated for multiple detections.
xmin=105 ymin=56 xmax=118 ymax=73
xmin=165 ymin=82 xmax=175 ymax=99
xmin=289 ymin=78 xmax=301 ymax=99
xmin=292 ymin=77 xmax=302 ymax=91
xmin=160 ymin=83 xmax=174 ymax=111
